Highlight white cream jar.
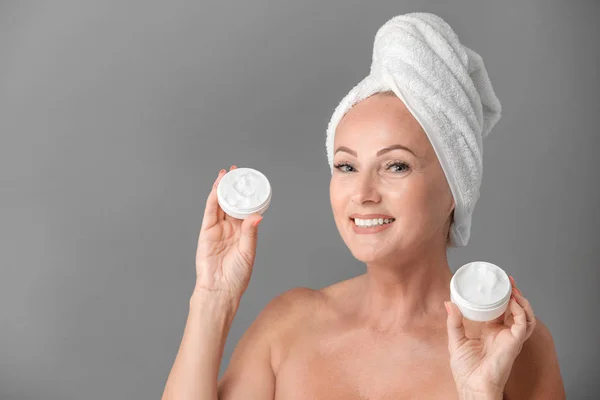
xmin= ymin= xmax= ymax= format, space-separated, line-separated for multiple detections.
xmin=450 ymin=261 xmax=512 ymax=322
xmin=217 ymin=167 xmax=272 ymax=219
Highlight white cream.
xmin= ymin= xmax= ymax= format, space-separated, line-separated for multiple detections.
xmin=217 ymin=167 xmax=272 ymax=219
xmin=454 ymin=262 xmax=510 ymax=305
xmin=450 ymin=261 xmax=511 ymax=322
xmin=220 ymin=169 xmax=269 ymax=210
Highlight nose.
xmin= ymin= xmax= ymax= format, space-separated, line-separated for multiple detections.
xmin=350 ymin=171 xmax=381 ymax=205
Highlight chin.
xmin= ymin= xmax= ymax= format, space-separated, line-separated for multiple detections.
xmin=348 ymin=243 xmax=397 ymax=264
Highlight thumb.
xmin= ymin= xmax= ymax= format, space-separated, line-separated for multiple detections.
xmin=445 ymin=301 xmax=468 ymax=352
xmin=238 ymin=213 xmax=263 ymax=263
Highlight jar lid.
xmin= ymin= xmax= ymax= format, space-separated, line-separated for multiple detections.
xmin=450 ymin=261 xmax=512 ymax=310
xmin=217 ymin=167 xmax=272 ymax=214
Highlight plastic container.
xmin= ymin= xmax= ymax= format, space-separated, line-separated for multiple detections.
xmin=450 ymin=261 xmax=512 ymax=322
xmin=217 ymin=167 xmax=272 ymax=220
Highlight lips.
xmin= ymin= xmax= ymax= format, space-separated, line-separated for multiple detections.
xmin=349 ymin=214 xmax=396 ymax=234
xmin=349 ymin=213 xmax=395 ymax=219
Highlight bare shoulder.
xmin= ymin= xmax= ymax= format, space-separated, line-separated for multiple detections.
xmin=264 ymin=275 xmax=362 ymax=329
xmin=504 ymin=317 xmax=566 ymax=399
xmin=263 ymin=278 xmax=361 ymax=369
xmin=253 ymin=286 xmax=323 ymax=332
xmin=252 ymin=286 xmax=320 ymax=365
xmin=261 ymin=286 xmax=323 ymax=328
xmin=217 ymin=286 xmax=323 ymax=399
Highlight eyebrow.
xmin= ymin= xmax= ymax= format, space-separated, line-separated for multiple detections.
xmin=334 ymin=144 xmax=417 ymax=157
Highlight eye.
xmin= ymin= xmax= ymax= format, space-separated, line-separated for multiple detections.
xmin=387 ymin=161 xmax=410 ymax=172
xmin=333 ymin=162 xmax=355 ymax=173
xmin=334 ymin=161 xmax=410 ymax=173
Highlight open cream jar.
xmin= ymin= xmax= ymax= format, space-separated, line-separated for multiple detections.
xmin=217 ymin=167 xmax=272 ymax=219
xmin=450 ymin=261 xmax=512 ymax=322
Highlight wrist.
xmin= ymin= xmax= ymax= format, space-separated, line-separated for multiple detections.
xmin=190 ymin=288 xmax=240 ymax=324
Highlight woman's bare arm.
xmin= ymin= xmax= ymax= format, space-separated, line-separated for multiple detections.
xmin=162 ymin=285 xmax=315 ymax=400
xmin=161 ymin=290 xmax=240 ymax=400
xmin=162 ymin=164 xmax=277 ymax=399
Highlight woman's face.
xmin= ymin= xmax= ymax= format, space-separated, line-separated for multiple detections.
xmin=330 ymin=93 xmax=455 ymax=263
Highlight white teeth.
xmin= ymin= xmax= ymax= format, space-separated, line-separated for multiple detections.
xmin=353 ymin=217 xmax=395 ymax=227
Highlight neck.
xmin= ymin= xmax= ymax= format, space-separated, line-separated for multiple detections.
xmin=355 ymin=243 xmax=452 ymax=332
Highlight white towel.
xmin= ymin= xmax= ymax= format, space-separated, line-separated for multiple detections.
xmin=325 ymin=12 xmax=502 ymax=247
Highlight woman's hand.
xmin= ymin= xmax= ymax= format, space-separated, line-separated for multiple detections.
xmin=194 ymin=166 xmax=265 ymax=301
xmin=445 ymin=276 xmax=536 ymax=399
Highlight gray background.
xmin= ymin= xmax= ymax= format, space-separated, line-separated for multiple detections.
xmin=1 ymin=0 xmax=598 ymax=399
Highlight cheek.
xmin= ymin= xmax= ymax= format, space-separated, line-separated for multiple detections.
xmin=330 ymin=179 xmax=354 ymax=226
xmin=385 ymin=181 xmax=437 ymax=220
xmin=410 ymin=182 xmax=450 ymax=225
xmin=329 ymin=178 xmax=348 ymax=210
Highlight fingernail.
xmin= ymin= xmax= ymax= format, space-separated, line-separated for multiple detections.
xmin=219 ymin=169 xmax=226 ymax=174
xmin=231 ymin=165 xmax=237 ymax=169
xmin=444 ymin=301 xmax=450 ymax=315
xmin=252 ymin=217 xmax=263 ymax=227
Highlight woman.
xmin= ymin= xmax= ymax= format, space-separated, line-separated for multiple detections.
xmin=162 ymin=13 xmax=565 ymax=400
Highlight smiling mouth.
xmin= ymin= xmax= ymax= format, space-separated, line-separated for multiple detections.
xmin=350 ymin=217 xmax=396 ymax=227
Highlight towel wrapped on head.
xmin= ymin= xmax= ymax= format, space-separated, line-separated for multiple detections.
xmin=325 ymin=12 xmax=502 ymax=247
